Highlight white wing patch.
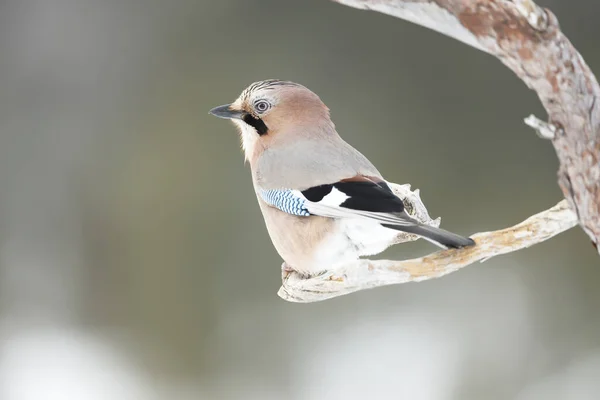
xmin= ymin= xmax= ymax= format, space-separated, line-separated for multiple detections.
xmin=320 ymin=187 xmax=349 ymax=207
xmin=290 ymin=188 xmax=350 ymax=206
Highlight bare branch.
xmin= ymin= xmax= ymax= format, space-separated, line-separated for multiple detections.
xmin=279 ymin=199 xmax=577 ymax=303
xmin=331 ymin=0 xmax=600 ymax=250
xmin=275 ymin=0 xmax=598 ymax=302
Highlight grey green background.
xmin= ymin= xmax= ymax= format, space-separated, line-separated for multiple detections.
xmin=0 ymin=0 xmax=599 ymax=399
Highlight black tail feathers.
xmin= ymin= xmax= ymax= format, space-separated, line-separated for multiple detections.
xmin=383 ymin=223 xmax=475 ymax=249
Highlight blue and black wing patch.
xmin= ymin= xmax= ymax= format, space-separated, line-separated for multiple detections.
xmin=259 ymin=189 xmax=310 ymax=216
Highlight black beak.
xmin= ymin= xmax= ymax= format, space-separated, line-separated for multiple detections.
xmin=209 ymin=104 xmax=244 ymax=120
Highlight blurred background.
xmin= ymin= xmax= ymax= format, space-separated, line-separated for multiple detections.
xmin=0 ymin=0 xmax=599 ymax=399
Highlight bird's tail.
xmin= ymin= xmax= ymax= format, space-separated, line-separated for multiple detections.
xmin=383 ymin=223 xmax=475 ymax=249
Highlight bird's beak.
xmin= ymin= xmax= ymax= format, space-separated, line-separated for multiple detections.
xmin=209 ymin=104 xmax=244 ymax=120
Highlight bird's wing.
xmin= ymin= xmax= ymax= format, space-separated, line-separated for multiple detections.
xmin=258 ymin=175 xmax=418 ymax=227
xmin=258 ymin=175 xmax=475 ymax=249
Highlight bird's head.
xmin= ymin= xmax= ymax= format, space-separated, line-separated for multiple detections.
xmin=209 ymin=79 xmax=332 ymax=160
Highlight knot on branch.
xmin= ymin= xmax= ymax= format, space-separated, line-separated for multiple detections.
xmin=512 ymin=0 xmax=548 ymax=31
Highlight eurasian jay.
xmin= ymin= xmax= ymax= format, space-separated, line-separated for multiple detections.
xmin=210 ymin=80 xmax=474 ymax=274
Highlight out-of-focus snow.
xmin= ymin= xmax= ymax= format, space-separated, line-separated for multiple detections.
xmin=0 ymin=326 xmax=153 ymax=400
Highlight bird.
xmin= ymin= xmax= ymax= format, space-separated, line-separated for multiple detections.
xmin=209 ymin=79 xmax=474 ymax=275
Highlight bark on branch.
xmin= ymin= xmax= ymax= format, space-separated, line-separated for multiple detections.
xmin=279 ymin=199 xmax=577 ymax=302
xmin=331 ymin=0 xmax=600 ymax=248
xmin=277 ymin=0 xmax=599 ymax=302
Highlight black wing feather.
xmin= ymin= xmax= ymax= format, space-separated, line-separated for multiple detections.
xmin=302 ymin=184 xmax=333 ymax=202
xmin=301 ymin=180 xmax=404 ymax=213
xmin=335 ymin=181 xmax=404 ymax=213
xmin=300 ymin=179 xmax=475 ymax=249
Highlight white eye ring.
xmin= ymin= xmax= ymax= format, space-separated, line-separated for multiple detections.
xmin=254 ymin=99 xmax=271 ymax=114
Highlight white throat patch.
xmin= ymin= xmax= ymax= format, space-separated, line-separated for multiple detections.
xmin=232 ymin=119 xmax=259 ymax=159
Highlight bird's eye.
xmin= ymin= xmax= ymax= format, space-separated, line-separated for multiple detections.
xmin=254 ymin=100 xmax=271 ymax=114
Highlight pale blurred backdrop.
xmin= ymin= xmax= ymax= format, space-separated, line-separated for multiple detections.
xmin=0 ymin=1 xmax=599 ymax=399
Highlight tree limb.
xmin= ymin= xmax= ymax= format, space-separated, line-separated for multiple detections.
xmin=279 ymin=199 xmax=577 ymax=302
xmin=276 ymin=0 xmax=599 ymax=302
xmin=330 ymin=0 xmax=600 ymax=249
